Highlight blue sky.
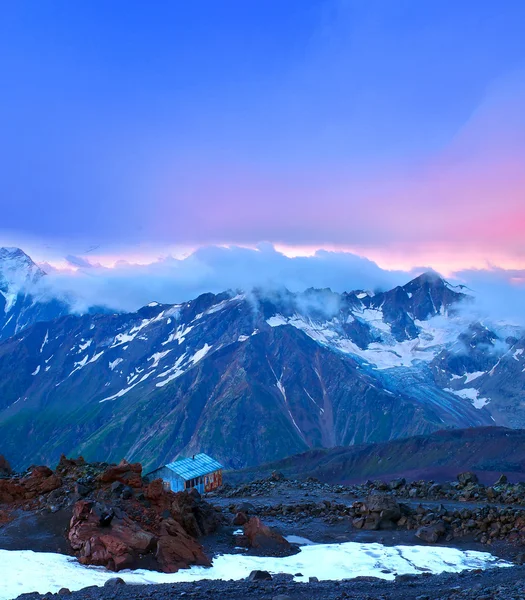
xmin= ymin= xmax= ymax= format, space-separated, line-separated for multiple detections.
xmin=0 ymin=0 xmax=524 ymax=273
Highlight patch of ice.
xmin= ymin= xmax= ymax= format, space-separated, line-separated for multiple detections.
xmin=109 ymin=358 xmax=123 ymax=371
xmin=267 ymin=315 xmax=288 ymax=327
xmin=190 ymin=343 xmax=212 ymax=365
xmin=78 ymin=340 xmax=92 ymax=352
xmin=356 ymin=292 xmax=368 ymax=299
xmin=0 ymin=544 xmax=511 ymax=600
xmin=99 ymin=372 xmax=153 ymax=403
xmin=513 ymin=349 xmax=523 ymax=361
xmin=40 ymin=330 xmax=49 ymax=353
xmin=285 ymin=535 xmax=316 ymax=545
xmin=444 ymin=387 xmax=490 ymax=409
xmin=31 ymin=365 xmax=40 ymax=376
xmin=464 ymin=371 xmax=485 ymax=384
xmin=148 ymin=349 xmax=172 ymax=369
xmin=162 ymin=324 xmax=193 ymax=346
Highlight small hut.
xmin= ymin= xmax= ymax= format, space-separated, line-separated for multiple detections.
xmin=145 ymin=453 xmax=223 ymax=494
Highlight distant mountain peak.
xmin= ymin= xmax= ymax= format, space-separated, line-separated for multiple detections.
xmin=0 ymin=247 xmax=45 ymax=288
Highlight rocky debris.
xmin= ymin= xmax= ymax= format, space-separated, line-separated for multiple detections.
xmin=242 ymin=517 xmax=293 ymax=555
xmin=0 ymin=465 xmax=62 ymax=504
xmin=225 ymin=488 xmax=525 ymax=547
xmin=220 ymin=470 xmax=525 ymax=506
xmin=98 ymin=460 xmax=143 ymax=489
xmin=12 ymin=565 xmax=525 ymax=600
xmin=0 ymin=454 xmax=12 ymax=477
xmin=1 ymin=455 xmax=221 ymax=573
xmin=457 ymin=472 xmax=479 ymax=486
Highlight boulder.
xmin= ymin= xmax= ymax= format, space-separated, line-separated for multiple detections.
xmin=247 ymin=570 xmax=272 ymax=581
xmin=415 ymin=521 xmax=446 ymax=544
xmin=68 ymin=500 xmax=156 ymax=571
xmin=103 ymin=578 xmax=126 ymax=586
xmin=362 ymin=493 xmax=401 ymax=528
xmin=457 ymin=472 xmax=479 ymax=486
xmin=156 ymin=518 xmax=211 ymax=573
xmin=243 ymin=517 xmax=291 ymax=555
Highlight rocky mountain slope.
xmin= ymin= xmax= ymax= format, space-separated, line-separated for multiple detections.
xmin=1 ymin=248 xmax=524 ymax=471
xmin=225 ymin=426 xmax=525 ymax=485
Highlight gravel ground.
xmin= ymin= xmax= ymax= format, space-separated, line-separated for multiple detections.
xmin=14 ymin=565 xmax=525 ymax=600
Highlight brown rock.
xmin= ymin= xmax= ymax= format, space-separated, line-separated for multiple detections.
xmin=156 ymin=518 xmax=211 ymax=573
xmin=98 ymin=460 xmax=143 ymax=488
xmin=68 ymin=500 xmax=156 ymax=571
xmin=233 ymin=511 xmax=248 ymax=526
xmin=243 ymin=517 xmax=291 ymax=554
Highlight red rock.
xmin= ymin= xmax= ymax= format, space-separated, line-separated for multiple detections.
xmin=69 ymin=500 xmax=156 ymax=571
xmin=243 ymin=517 xmax=291 ymax=554
xmin=99 ymin=460 xmax=143 ymax=488
xmin=155 ymin=518 xmax=211 ymax=573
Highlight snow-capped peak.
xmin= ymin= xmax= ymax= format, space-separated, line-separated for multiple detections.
xmin=0 ymin=247 xmax=45 ymax=312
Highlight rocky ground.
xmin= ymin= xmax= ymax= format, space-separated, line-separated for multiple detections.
xmin=4 ymin=460 xmax=525 ymax=600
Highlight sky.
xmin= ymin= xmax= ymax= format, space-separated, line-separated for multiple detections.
xmin=0 ymin=0 xmax=524 ymax=280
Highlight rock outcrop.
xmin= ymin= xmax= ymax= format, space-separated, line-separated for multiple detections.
xmin=242 ymin=517 xmax=292 ymax=555
xmin=0 ymin=456 xmax=220 ymax=573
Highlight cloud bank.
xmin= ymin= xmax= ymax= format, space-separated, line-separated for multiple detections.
xmin=28 ymin=245 xmax=525 ymax=329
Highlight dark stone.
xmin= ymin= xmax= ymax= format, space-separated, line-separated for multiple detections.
xmin=121 ymin=486 xmax=133 ymax=500
xmin=57 ymin=589 xmax=71 ymax=595
xmin=104 ymin=577 xmax=126 ymax=586
xmin=236 ymin=501 xmax=256 ymax=514
xmin=389 ymin=477 xmax=406 ymax=490
xmin=415 ymin=521 xmax=446 ymax=543
xmin=110 ymin=481 xmax=124 ymax=494
xmin=457 ymin=472 xmax=479 ymax=486
xmin=247 ymin=570 xmax=272 ymax=581
xmin=233 ymin=511 xmax=248 ymax=526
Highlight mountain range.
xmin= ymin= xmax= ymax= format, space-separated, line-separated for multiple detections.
xmin=0 ymin=247 xmax=524 ymax=471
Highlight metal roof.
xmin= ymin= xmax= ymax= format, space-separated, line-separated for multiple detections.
xmin=163 ymin=453 xmax=223 ymax=480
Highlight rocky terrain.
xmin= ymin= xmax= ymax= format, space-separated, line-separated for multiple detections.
xmin=0 ymin=455 xmax=223 ymax=573
xmin=6 ymin=463 xmax=525 ymax=600
xmin=217 ymin=471 xmax=525 ymax=550
xmin=12 ymin=567 xmax=525 ymax=600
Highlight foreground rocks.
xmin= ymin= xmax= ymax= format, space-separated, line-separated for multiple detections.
xmin=0 ymin=455 xmax=220 ymax=572
xmin=13 ymin=565 xmax=525 ymax=600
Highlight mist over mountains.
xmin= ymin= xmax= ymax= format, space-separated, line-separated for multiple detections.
xmin=1 ymin=246 xmax=525 ymax=472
